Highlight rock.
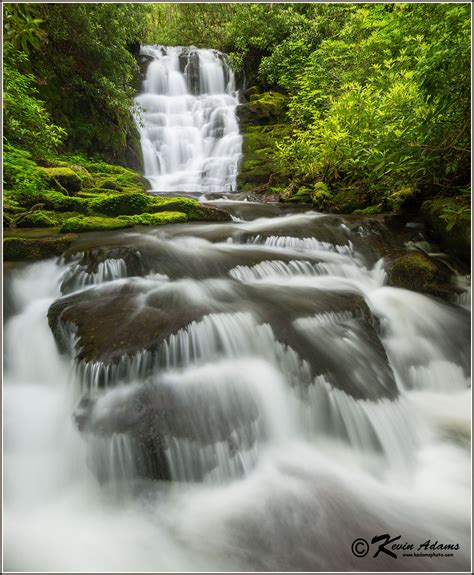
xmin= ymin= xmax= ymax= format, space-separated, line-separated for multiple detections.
xmin=47 ymin=282 xmax=211 ymax=363
xmin=236 ymin=90 xmax=293 ymax=194
xmin=90 ymin=192 xmax=155 ymax=216
xmin=40 ymin=167 xmax=83 ymax=195
xmin=237 ymin=91 xmax=288 ymax=126
xmin=421 ymin=196 xmax=470 ymax=262
xmin=330 ymin=187 xmax=368 ymax=213
xmin=387 ymin=253 xmax=444 ymax=295
xmin=3 ymin=234 xmax=77 ymax=261
xmin=237 ymin=124 xmax=292 ymax=194
xmin=16 ymin=210 xmax=58 ymax=228
xmin=60 ymin=216 xmax=135 ymax=233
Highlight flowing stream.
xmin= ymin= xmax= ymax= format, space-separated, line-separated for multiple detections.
xmin=3 ymin=45 xmax=471 ymax=572
xmin=3 ymin=202 xmax=471 ymax=572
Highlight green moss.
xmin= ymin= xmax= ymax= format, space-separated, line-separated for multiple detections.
xmin=60 ymin=216 xmax=134 ymax=233
xmin=421 ymin=196 xmax=470 ymax=262
xmin=119 ymin=211 xmax=188 ymax=226
xmin=353 ymin=205 xmax=383 ymax=215
xmin=40 ymin=167 xmax=83 ymax=194
xmin=310 ymin=182 xmax=333 ymax=209
xmin=98 ymin=179 xmax=124 ymax=191
xmin=34 ymin=191 xmax=89 ymax=214
xmin=3 ymin=234 xmax=77 ymax=261
xmin=237 ymin=123 xmax=292 ymax=193
xmin=151 ymin=197 xmax=231 ymax=221
xmin=17 ymin=211 xmax=59 ymax=228
xmin=90 ymin=192 xmax=153 ymax=216
xmin=387 ymin=186 xmax=416 ymax=214
xmin=331 ymin=187 xmax=367 ymax=213
xmin=237 ymin=91 xmax=288 ymax=126
xmin=287 ymin=186 xmax=313 ymax=203
xmin=77 ymin=187 xmax=120 ymax=197
xmin=388 ymin=254 xmax=438 ymax=293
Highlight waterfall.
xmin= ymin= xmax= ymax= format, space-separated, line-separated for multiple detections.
xmin=135 ymin=45 xmax=242 ymax=193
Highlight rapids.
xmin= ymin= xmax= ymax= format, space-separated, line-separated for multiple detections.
xmin=3 ymin=200 xmax=471 ymax=572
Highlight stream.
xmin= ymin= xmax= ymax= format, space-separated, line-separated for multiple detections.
xmin=3 ymin=45 xmax=471 ymax=572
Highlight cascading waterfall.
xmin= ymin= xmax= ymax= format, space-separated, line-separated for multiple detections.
xmin=3 ymin=38 xmax=471 ymax=569
xmin=4 ymin=204 xmax=470 ymax=571
xmin=135 ymin=45 xmax=242 ymax=192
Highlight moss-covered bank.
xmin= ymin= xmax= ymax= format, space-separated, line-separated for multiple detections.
xmin=236 ymin=89 xmax=292 ymax=195
xmin=3 ymin=154 xmax=231 ymax=261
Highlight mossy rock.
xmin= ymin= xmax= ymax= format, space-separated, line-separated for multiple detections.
xmin=353 ymin=205 xmax=383 ymax=215
xmin=17 ymin=211 xmax=59 ymax=228
xmin=90 ymin=192 xmax=153 ymax=217
xmin=237 ymin=123 xmax=292 ymax=193
xmin=60 ymin=216 xmax=134 ymax=234
xmin=3 ymin=234 xmax=77 ymax=261
xmin=420 ymin=197 xmax=470 ymax=262
xmin=40 ymin=167 xmax=83 ymax=194
xmin=98 ymin=180 xmax=124 ymax=192
xmin=331 ymin=187 xmax=367 ymax=213
xmin=237 ymin=91 xmax=288 ymax=126
xmin=286 ymin=186 xmax=313 ymax=204
xmin=119 ymin=211 xmax=188 ymax=226
xmin=310 ymin=183 xmax=333 ymax=210
xmin=152 ymin=197 xmax=231 ymax=222
xmin=34 ymin=192 xmax=90 ymax=214
xmin=387 ymin=253 xmax=438 ymax=293
xmin=77 ymin=187 xmax=123 ymax=197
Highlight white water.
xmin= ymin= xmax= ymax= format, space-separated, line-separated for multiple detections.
xmin=3 ymin=208 xmax=471 ymax=571
xmin=135 ymin=46 xmax=242 ymax=192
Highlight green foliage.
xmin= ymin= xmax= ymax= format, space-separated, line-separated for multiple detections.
xmin=3 ymin=3 xmax=43 ymax=53
xmin=267 ymin=4 xmax=471 ymax=208
xmin=3 ymin=144 xmax=46 ymax=195
xmin=147 ymin=4 xmax=234 ymax=50
xmin=3 ymin=3 xmax=150 ymax=163
xmin=29 ymin=3 xmax=149 ymax=161
xmin=3 ymin=45 xmax=66 ymax=157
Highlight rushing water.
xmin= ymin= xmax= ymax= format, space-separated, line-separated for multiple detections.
xmin=134 ymin=46 xmax=242 ymax=192
xmin=3 ymin=200 xmax=471 ymax=572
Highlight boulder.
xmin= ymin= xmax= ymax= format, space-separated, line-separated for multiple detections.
xmin=421 ymin=196 xmax=470 ymax=262
xmin=40 ymin=167 xmax=83 ymax=195
xmin=3 ymin=234 xmax=77 ymax=261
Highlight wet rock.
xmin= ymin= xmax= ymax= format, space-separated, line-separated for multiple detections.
xmin=386 ymin=252 xmax=461 ymax=298
xmin=237 ymin=91 xmax=288 ymax=126
xmin=48 ymin=281 xmax=211 ymax=363
xmin=74 ymin=371 xmax=260 ymax=482
xmin=420 ymin=196 xmax=470 ymax=262
xmin=3 ymin=234 xmax=77 ymax=261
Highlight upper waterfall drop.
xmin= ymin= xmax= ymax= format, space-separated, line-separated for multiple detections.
xmin=134 ymin=45 xmax=242 ymax=193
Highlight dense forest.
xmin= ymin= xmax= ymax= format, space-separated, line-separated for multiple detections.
xmin=3 ymin=2 xmax=471 ymax=260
